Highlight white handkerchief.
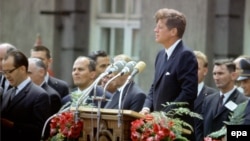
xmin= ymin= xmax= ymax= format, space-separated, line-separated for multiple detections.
xmin=225 ymin=100 xmax=238 ymax=111
xmin=165 ymin=72 xmax=170 ymax=76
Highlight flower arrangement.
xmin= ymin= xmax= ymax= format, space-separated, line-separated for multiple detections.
xmin=48 ymin=111 xmax=83 ymax=141
xmin=131 ymin=102 xmax=202 ymax=141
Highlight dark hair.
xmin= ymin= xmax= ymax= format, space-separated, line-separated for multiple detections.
xmin=214 ymin=59 xmax=236 ymax=73
xmin=4 ymin=50 xmax=28 ymax=72
xmin=28 ymin=58 xmax=46 ymax=70
xmin=31 ymin=46 xmax=51 ymax=59
xmin=88 ymin=58 xmax=96 ymax=71
xmin=88 ymin=50 xmax=108 ymax=61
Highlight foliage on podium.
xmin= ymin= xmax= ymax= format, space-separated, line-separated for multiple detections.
xmin=130 ymin=102 xmax=202 ymax=141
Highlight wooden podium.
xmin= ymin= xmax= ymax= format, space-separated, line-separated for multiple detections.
xmin=72 ymin=107 xmax=144 ymax=141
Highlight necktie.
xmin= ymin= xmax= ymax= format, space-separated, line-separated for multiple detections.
xmin=10 ymin=87 xmax=17 ymax=101
xmin=216 ymin=95 xmax=224 ymax=114
xmin=165 ymin=53 xmax=168 ymax=61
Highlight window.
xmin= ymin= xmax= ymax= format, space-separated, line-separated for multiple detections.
xmin=90 ymin=0 xmax=141 ymax=60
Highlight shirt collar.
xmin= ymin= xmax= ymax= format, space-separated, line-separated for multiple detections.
xmin=16 ymin=77 xmax=31 ymax=95
xmin=197 ymin=81 xmax=204 ymax=96
xmin=165 ymin=39 xmax=181 ymax=60
xmin=45 ymin=72 xmax=49 ymax=83
xmin=220 ymin=86 xmax=236 ymax=104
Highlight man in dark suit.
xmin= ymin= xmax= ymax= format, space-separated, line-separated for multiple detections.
xmin=30 ymin=45 xmax=70 ymax=99
xmin=139 ymin=8 xmax=198 ymax=140
xmin=1 ymin=50 xmax=50 ymax=141
xmin=193 ymin=50 xmax=217 ymax=141
xmin=62 ymin=56 xmax=111 ymax=108
xmin=103 ymin=54 xmax=146 ymax=112
xmin=28 ymin=57 xmax=61 ymax=115
xmin=197 ymin=59 xmax=247 ymax=139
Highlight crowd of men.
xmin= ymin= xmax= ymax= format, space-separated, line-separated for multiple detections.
xmin=1 ymin=7 xmax=250 ymax=141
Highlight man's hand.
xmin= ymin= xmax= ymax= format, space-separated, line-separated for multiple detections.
xmin=1 ymin=118 xmax=14 ymax=128
xmin=139 ymin=109 xmax=150 ymax=115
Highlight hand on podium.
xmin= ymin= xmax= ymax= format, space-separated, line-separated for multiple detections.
xmin=139 ymin=108 xmax=150 ymax=115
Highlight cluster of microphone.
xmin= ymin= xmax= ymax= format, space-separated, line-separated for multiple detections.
xmin=105 ymin=60 xmax=146 ymax=78
xmin=41 ymin=60 xmax=146 ymax=140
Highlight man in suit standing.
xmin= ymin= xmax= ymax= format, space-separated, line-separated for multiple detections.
xmin=139 ymin=8 xmax=198 ymax=139
xmin=30 ymin=45 xmax=70 ymax=100
xmin=197 ymin=59 xmax=247 ymax=139
xmin=62 ymin=56 xmax=111 ymax=108
xmin=103 ymin=54 xmax=146 ymax=112
xmin=1 ymin=50 xmax=50 ymax=141
xmin=28 ymin=57 xmax=61 ymax=115
xmin=193 ymin=50 xmax=217 ymax=141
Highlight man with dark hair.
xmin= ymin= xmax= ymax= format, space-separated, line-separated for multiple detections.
xmin=1 ymin=50 xmax=50 ymax=141
xmin=62 ymin=56 xmax=111 ymax=108
xmin=197 ymin=59 xmax=247 ymax=139
xmin=30 ymin=45 xmax=70 ymax=99
xmin=88 ymin=50 xmax=110 ymax=78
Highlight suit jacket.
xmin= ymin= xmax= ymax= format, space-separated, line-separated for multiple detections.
xmin=105 ymin=81 xmax=146 ymax=112
xmin=41 ymin=82 xmax=62 ymax=115
xmin=62 ymin=86 xmax=112 ymax=108
xmin=194 ymin=85 xmax=217 ymax=141
xmin=0 ymin=81 xmax=50 ymax=141
xmin=48 ymin=76 xmax=69 ymax=99
xmin=198 ymin=89 xmax=247 ymax=138
xmin=143 ymin=41 xmax=198 ymax=111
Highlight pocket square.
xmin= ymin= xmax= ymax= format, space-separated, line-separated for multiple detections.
xmin=165 ymin=72 xmax=171 ymax=75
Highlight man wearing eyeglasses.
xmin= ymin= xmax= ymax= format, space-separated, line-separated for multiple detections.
xmin=0 ymin=50 xmax=50 ymax=141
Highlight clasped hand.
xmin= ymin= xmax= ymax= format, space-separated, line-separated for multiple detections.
xmin=1 ymin=118 xmax=14 ymax=128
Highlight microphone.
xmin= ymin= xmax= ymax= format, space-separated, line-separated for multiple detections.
xmin=117 ymin=61 xmax=146 ymax=127
xmin=119 ymin=61 xmax=137 ymax=76
xmin=127 ymin=61 xmax=146 ymax=81
xmin=105 ymin=60 xmax=126 ymax=74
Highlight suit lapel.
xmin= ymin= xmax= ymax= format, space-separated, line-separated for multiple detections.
xmin=214 ymin=90 xmax=238 ymax=118
xmin=194 ymin=86 xmax=206 ymax=109
xmin=7 ymin=82 xmax=31 ymax=109
xmin=105 ymin=91 xmax=120 ymax=109
xmin=154 ymin=42 xmax=183 ymax=86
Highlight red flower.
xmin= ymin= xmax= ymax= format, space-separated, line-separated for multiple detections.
xmin=49 ymin=111 xmax=84 ymax=140
xmin=131 ymin=114 xmax=177 ymax=141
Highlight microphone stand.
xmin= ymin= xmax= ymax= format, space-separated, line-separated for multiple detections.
xmin=40 ymin=103 xmax=71 ymax=141
xmin=74 ymin=72 xmax=109 ymax=141
xmin=117 ymin=77 xmax=131 ymax=127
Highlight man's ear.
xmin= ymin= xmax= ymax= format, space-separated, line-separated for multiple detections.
xmin=48 ymin=58 xmax=53 ymax=65
xmin=90 ymin=71 xmax=97 ymax=79
xmin=170 ymin=28 xmax=178 ymax=36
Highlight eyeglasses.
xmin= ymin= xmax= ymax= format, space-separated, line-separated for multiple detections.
xmin=2 ymin=67 xmax=18 ymax=75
